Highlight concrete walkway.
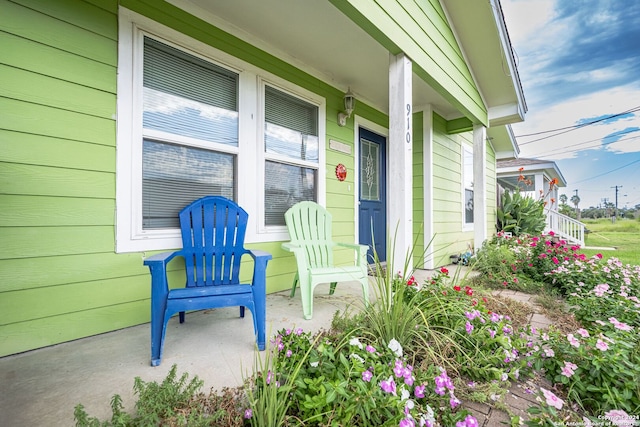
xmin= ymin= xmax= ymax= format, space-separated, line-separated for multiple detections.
xmin=0 ymin=267 xmax=554 ymax=426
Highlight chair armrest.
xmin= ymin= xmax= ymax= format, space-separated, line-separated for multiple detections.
xmin=335 ymin=242 xmax=368 ymax=266
xmin=143 ymin=250 xmax=185 ymax=295
xmin=281 ymin=242 xmax=299 ymax=252
xmin=247 ymin=249 xmax=273 ymax=263
xmin=143 ymin=250 xmax=183 ymax=267
xmin=335 ymin=242 xmax=367 ymax=253
xmin=247 ymin=249 xmax=272 ymax=291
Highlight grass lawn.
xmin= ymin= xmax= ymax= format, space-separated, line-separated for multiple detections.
xmin=581 ymin=217 xmax=640 ymax=266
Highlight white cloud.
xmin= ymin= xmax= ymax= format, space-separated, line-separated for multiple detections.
xmin=513 ymin=84 xmax=640 ymax=160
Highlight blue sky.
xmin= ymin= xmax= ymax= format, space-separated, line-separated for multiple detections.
xmin=501 ymin=0 xmax=640 ymax=210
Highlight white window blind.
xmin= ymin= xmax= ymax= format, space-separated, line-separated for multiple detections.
xmin=264 ymin=86 xmax=318 ymax=226
xmin=142 ymin=37 xmax=238 ymax=229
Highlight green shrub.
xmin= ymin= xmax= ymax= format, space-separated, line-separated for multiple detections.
xmin=74 ymin=365 xmax=244 ymax=427
xmin=497 ymin=190 xmax=546 ymax=236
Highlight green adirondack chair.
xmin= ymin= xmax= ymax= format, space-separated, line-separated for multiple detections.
xmin=282 ymin=201 xmax=369 ymax=320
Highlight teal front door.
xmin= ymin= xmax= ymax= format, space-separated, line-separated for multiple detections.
xmin=358 ymin=127 xmax=387 ymax=263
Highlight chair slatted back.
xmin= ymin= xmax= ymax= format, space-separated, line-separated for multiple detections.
xmin=284 ymin=201 xmax=334 ymax=269
xmin=179 ymin=196 xmax=248 ymax=287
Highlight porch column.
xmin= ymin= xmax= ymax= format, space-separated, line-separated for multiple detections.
xmin=534 ymin=174 xmax=544 ymax=200
xmin=389 ymin=53 xmax=413 ymax=275
xmin=473 ymin=124 xmax=487 ymax=252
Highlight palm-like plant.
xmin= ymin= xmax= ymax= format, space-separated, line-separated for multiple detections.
xmin=570 ymin=194 xmax=581 ymax=219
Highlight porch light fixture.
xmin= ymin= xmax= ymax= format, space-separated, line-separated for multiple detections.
xmin=337 ymin=88 xmax=356 ymax=127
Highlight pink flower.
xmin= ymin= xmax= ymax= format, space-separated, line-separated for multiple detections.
xmin=244 ymin=408 xmax=253 ymax=419
xmin=609 ymin=317 xmax=633 ymax=331
xmin=561 ymin=361 xmax=578 ymax=377
xmin=400 ymin=418 xmax=416 ymax=427
xmin=394 ymin=360 xmax=405 ymax=378
xmin=456 ymin=415 xmax=479 ymax=427
xmin=414 ymin=384 xmax=425 ymax=398
xmin=604 ymin=409 xmax=635 ymax=426
xmin=365 ymin=344 xmax=376 ymax=353
xmin=576 ymin=328 xmax=589 ymax=338
xmin=380 ymin=376 xmax=397 ymax=394
xmin=567 ymin=334 xmax=580 ymax=348
xmin=543 ymin=347 xmax=555 ymax=357
xmin=593 ymin=283 xmax=610 ymax=297
xmin=450 ymin=395 xmax=461 ymax=408
xmin=465 ymin=321 xmax=474 ymax=334
xmin=595 ymin=339 xmax=609 ymax=351
xmin=362 ymin=369 xmax=373 ymax=382
xmin=541 ymin=387 xmax=564 ymax=410
xmin=614 ymin=322 xmax=632 ymax=331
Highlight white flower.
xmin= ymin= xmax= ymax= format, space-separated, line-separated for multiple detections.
xmin=349 ymin=353 xmax=364 ymax=363
xmin=349 ymin=337 xmax=363 ymax=349
xmin=388 ymin=338 xmax=403 ymax=357
xmin=401 ymin=388 xmax=410 ymax=401
xmin=310 ymin=361 xmax=319 ymax=367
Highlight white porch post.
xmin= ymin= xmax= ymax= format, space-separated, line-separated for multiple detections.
xmin=389 ymin=53 xmax=413 ymax=275
xmin=534 ymin=174 xmax=544 ymax=200
xmin=473 ymin=124 xmax=487 ymax=252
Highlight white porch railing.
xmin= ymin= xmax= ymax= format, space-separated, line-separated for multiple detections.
xmin=545 ymin=210 xmax=585 ymax=247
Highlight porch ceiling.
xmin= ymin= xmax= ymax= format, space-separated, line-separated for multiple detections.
xmin=168 ymin=0 xmax=519 ymax=125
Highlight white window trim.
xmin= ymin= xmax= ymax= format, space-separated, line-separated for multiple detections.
xmin=462 ymin=144 xmax=474 ymax=231
xmin=116 ymin=8 xmax=325 ymax=253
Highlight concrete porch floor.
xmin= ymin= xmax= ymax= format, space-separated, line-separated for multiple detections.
xmin=0 ymin=265 xmax=552 ymax=426
xmin=0 ymin=278 xmax=375 ymax=426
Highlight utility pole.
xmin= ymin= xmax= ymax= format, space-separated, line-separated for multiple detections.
xmin=611 ymin=185 xmax=622 ymax=222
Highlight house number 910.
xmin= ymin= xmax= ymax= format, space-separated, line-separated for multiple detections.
xmin=406 ymin=103 xmax=412 ymax=144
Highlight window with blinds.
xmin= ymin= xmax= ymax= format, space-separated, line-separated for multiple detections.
xmin=264 ymin=86 xmax=319 ymax=226
xmin=142 ymin=37 xmax=238 ymax=229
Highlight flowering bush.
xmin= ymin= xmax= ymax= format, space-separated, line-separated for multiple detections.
xmin=258 ymin=328 xmax=477 ymax=426
xmin=548 ymin=256 xmax=640 ymax=327
xmin=400 ymin=268 xmax=537 ymax=383
xmin=532 ymin=319 xmax=640 ymax=413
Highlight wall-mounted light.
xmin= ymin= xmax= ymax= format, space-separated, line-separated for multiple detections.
xmin=337 ymin=88 xmax=356 ymax=127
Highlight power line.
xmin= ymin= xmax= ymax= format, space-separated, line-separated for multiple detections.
xmin=516 ymin=105 xmax=640 ymax=145
xmin=572 ymin=158 xmax=640 ymax=184
xmin=534 ymin=132 xmax=640 ymax=159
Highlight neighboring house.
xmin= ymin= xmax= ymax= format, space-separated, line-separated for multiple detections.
xmin=0 ymin=0 xmax=525 ymax=357
xmin=497 ymin=157 xmax=586 ymax=246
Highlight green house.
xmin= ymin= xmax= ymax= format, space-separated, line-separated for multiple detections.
xmin=0 ymin=0 xmax=525 ymax=357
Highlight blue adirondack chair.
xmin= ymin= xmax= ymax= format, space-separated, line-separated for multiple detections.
xmin=144 ymin=196 xmax=272 ymax=366
xmin=282 ymin=201 xmax=369 ymax=320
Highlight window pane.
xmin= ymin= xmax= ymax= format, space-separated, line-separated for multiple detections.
xmin=265 ymin=161 xmax=316 ymax=226
xmin=265 ymin=123 xmax=318 ymax=161
xmin=464 ymin=148 xmax=474 ymax=224
xmin=264 ymin=86 xmax=318 ymax=162
xmin=142 ymin=140 xmax=235 ymax=229
xmin=465 ymin=189 xmax=474 ymax=223
xmin=143 ymin=37 xmax=239 ymax=146
xmin=360 ymin=138 xmax=380 ymax=201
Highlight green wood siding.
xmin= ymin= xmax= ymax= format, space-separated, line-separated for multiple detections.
xmin=430 ymin=113 xmax=474 ymax=266
xmin=0 ymin=0 xmax=120 ymax=356
xmin=329 ymin=0 xmax=487 ymax=126
xmin=0 ymin=0 xmax=493 ymax=357
xmin=412 ymin=111 xmax=426 ymax=268
xmin=486 ymin=144 xmax=497 ymax=235
xmin=0 ymin=0 xmax=382 ymax=356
